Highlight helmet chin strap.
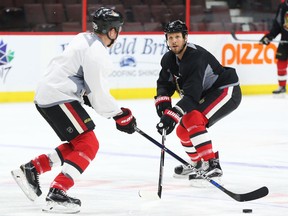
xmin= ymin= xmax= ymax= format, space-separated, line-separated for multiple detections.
xmin=107 ymin=37 xmax=115 ymax=48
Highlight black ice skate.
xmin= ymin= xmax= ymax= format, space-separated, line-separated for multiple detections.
xmin=173 ymin=160 xmax=203 ymax=179
xmin=11 ymin=161 xmax=42 ymax=201
xmin=272 ymin=86 xmax=286 ymax=94
xmin=42 ymin=188 xmax=81 ymax=214
xmin=189 ymin=155 xmax=223 ymax=187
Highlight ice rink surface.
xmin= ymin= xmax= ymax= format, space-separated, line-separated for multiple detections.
xmin=0 ymin=95 xmax=288 ymax=216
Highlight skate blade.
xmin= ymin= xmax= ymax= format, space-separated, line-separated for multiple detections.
xmin=42 ymin=201 xmax=81 ymax=214
xmin=189 ymin=177 xmax=223 ymax=188
xmin=11 ymin=169 xmax=38 ymax=201
xmin=173 ymin=173 xmax=190 ymax=179
xmin=273 ymin=93 xmax=286 ymax=99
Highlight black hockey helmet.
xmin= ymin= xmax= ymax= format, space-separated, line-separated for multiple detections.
xmin=164 ymin=20 xmax=188 ymax=39
xmin=92 ymin=7 xmax=124 ymax=34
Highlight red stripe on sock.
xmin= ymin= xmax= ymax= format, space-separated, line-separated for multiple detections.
xmin=51 ymin=173 xmax=74 ymax=192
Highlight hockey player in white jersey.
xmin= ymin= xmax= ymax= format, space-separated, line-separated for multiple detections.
xmin=11 ymin=7 xmax=136 ymax=213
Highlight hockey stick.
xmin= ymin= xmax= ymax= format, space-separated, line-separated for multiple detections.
xmin=138 ymin=129 xmax=166 ymax=200
xmin=157 ymin=129 xmax=166 ymax=198
xmin=135 ymin=126 xmax=269 ymax=202
xmin=231 ymin=32 xmax=288 ymax=43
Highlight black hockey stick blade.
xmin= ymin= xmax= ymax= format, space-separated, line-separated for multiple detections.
xmin=135 ymin=126 xmax=269 ymax=202
xmin=212 ymin=180 xmax=269 ymax=202
xmin=231 ymin=31 xmax=288 ymax=43
xmin=232 ymin=186 xmax=269 ymax=202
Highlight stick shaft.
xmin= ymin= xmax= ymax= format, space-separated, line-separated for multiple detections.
xmin=157 ymin=130 xmax=166 ymax=198
xmin=135 ymin=127 xmax=188 ymax=165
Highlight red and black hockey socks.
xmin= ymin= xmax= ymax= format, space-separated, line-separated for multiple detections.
xmin=277 ymin=59 xmax=287 ymax=87
xmin=32 ymin=154 xmax=52 ymax=174
xmin=177 ymin=110 xmax=215 ymax=162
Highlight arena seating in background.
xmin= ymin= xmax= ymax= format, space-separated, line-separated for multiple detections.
xmin=143 ymin=21 xmax=163 ymax=31
xmin=122 ymin=22 xmax=144 ymax=31
xmin=0 ymin=0 xmax=278 ymax=32
xmin=62 ymin=21 xmax=82 ymax=32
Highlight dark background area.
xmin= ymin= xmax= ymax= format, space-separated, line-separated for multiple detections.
xmin=0 ymin=0 xmax=282 ymax=32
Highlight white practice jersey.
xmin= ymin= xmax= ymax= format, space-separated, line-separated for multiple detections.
xmin=34 ymin=32 xmax=121 ymax=118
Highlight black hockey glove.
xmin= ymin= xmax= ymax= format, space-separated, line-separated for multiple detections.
xmin=156 ymin=107 xmax=182 ymax=135
xmin=83 ymin=95 xmax=92 ymax=107
xmin=154 ymin=95 xmax=172 ymax=117
xmin=259 ymin=35 xmax=273 ymax=45
xmin=113 ymin=107 xmax=136 ymax=134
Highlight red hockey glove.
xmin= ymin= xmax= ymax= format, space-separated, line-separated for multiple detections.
xmin=156 ymin=107 xmax=182 ymax=135
xmin=154 ymin=96 xmax=172 ymax=117
xmin=113 ymin=108 xmax=136 ymax=134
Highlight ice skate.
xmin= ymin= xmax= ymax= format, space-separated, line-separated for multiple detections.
xmin=173 ymin=160 xmax=203 ymax=179
xmin=11 ymin=161 xmax=42 ymax=201
xmin=272 ymin=86 xmax=286 ymax=94
xmin=189 ymin=156 xmax=223 ymax=187
xmin=272 ymin=86 xmax=286 ymax=98
xmin=42 ymin=188 xmax=81 ymax=214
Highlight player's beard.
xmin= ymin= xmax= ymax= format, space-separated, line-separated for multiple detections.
xmin=171 ymin=42 xmax=187 ymax=55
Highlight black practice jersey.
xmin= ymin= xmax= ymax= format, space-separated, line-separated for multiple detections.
xmin=156 ymin=43 xmax=239 ymax=113
xmin=267 ymin=3 xmax=288 ymax=40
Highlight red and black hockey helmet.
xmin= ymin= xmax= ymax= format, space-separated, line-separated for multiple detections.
xmin=92 ymin=7 xmax=124 ymax=34
xmin=164 ymin=20 xmax=188 ymax=39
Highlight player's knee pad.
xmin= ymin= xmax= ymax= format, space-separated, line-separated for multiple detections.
xmin=277 ymin=59 xmax=288 ymax=75
xmin=65 ymin=130 xmax=99 ymax=173
xmin=54 ymin=143 xmax=74 ymax=165
xmin=70 ymin=130 xmax=99 ymax=161
xmin=181 ymin=110 xmax=208 ymax=132
xmin=176 ymin=124 xmax=190 ymax=141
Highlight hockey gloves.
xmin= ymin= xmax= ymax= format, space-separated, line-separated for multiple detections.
xmin=83 ymin=95 xmax=92 ymax=107
xmin=156 ymin=107 xmax=182 ymax=135
xmin=259 ymin=35 xmax=273 ymax=45
xmin=113 ymin=107 xmax=136 ymax=134
xmin=154 ymin=96 xmax=172 ymax=117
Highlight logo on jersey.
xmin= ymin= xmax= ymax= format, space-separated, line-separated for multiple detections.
xmin=0 ymin=40 xmax=15 ymax=83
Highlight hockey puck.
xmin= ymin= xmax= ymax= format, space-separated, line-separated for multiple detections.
xmin=242 ymin=209 xmax=252 ymax=213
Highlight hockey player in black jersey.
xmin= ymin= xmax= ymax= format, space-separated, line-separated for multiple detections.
xmin=154 ymin=20 xmax=242 ymax=184
xmin=260 ymin=0 xmax=288 ymax=95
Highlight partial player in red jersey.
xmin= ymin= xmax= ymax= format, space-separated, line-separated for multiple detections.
xmin=11 ymin=7 xmax=136 ymax=213
xmin=154 ymin=20 xmax=242 ymax=185
xmin=260 ymin=0 xmax=288 ymax=95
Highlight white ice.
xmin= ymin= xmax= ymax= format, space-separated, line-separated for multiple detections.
xmin=0 ymin=95 xmax=288 ymax=216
